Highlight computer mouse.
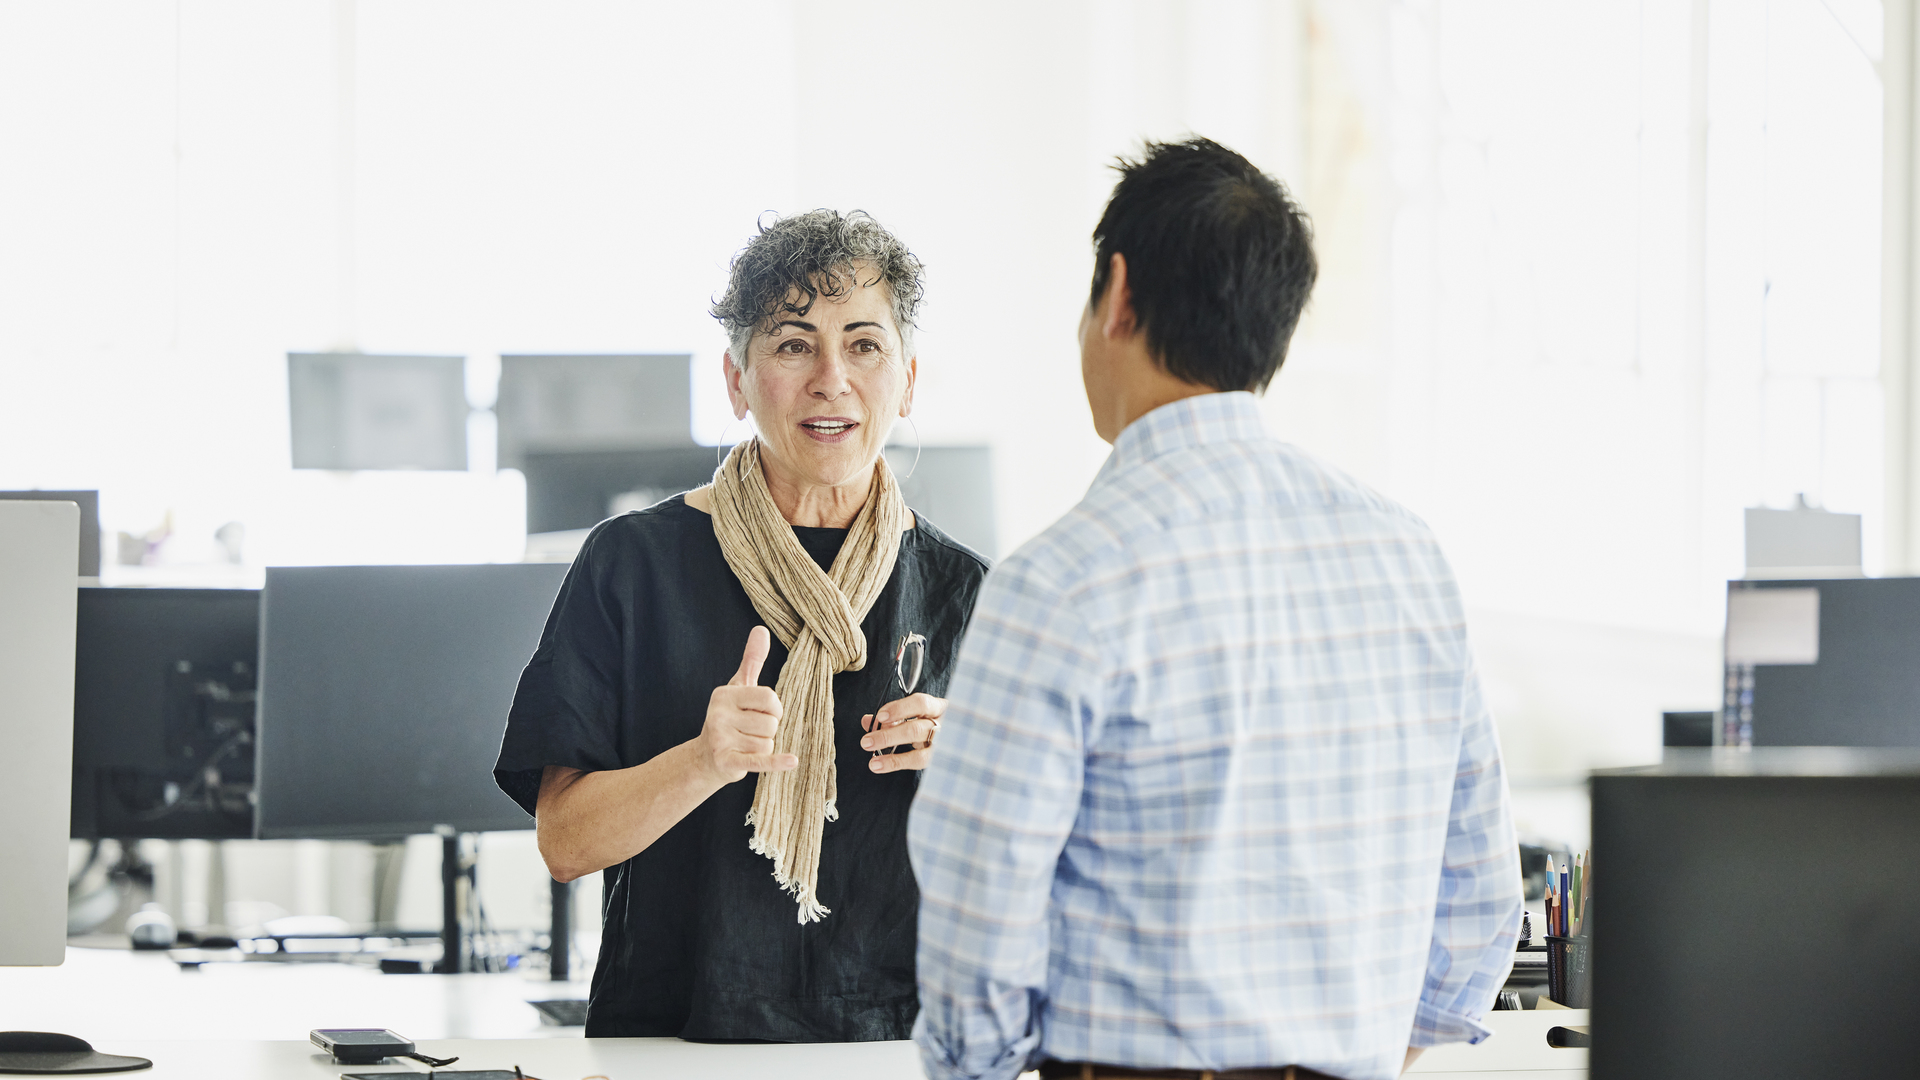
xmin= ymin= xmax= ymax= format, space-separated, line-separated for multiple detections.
xmin=125 ymin=903 xmax=176 ymax=950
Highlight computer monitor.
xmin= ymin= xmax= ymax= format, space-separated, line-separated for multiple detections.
xmin=885 ymin=445 xmax=997 ymax=559
xmin=1726 ymin=577 xmax=1920 ymax=746
xmin=0 ymin=490 xmax=99 ymax=576
xmin=1592 ymin=748 xmax=1920 ymax=1077
xmin=254 ymin=563 xmax=568 ymax=839
xmin=71 ymin=587 xmax=261 ymax=840
xmin=495 ymin=354 xmax=693 ymax=470
xmin=0 ymin=500 xmax=80 ymax=965
xmin=521 ymin=447 xmax=719 ymax=534
xmin=1661 ymin=710 xmax=1714 ymax=748
xmin=288 ymin=352 xmax=470 ymax=471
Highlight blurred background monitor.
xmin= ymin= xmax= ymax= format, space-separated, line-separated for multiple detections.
xmin=0 ymin=501 xmax=80 ymax=965
xmin=0 ymin=490 xmax=98 ymax=576
xmin=496 ymin=354 xmax=692 ymax=470
xmin=1592 ymin=749 xmax=1920 ymax=1078
xmin=1743 ymin=498 xmax=1861 ymax=578
xmin=71 ymin=587 xmax=261 ymax=841
xmin=1727 ymin=577 xmax=1920 ymax=746
xmin=522 ymin=447 xmax=719 ymax=535
xmin=288 ymin=352 xmax=469 ymax=471
xmin=1661 ymin=710 xmax=1715 ymax=748
xmin=886 ymin=445 xmax=997 ymax=560
xmin=521 ymin=443 xmax=1000 ymax=561
xmin=254 ymin=563 xmax=566 ymax=839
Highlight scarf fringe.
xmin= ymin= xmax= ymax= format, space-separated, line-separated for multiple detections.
xmin=744 ymin=816 xmax=833 ymax=924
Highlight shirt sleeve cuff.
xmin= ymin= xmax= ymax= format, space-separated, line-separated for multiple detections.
xmin=1409 ymin=1001 xmax=1496 ymax=1048
xmin=913 ymin=1022 xmax=1039 ymax=1080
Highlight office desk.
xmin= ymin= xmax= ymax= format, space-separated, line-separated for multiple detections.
xmin=1409 ymin=1010 xmax=1588 ymax=1075
xmin=0 ymin=947 xmax=578 ymax=1040
xmin=6 ymin=950 xmax=1585 ymax=1078
xmin=77 ymin=1012 xmax=1585 ymax=1080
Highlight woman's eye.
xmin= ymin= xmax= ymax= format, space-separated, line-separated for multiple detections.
xmin=780 ymin=340 xmax=806 ymax=354
xmin=854 ymin=340 xmax=879 ymax=354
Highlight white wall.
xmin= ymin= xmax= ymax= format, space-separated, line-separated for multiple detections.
xmin=3 ymin=1 xmax=1893 ymax=907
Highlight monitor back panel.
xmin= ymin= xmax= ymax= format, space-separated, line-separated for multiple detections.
xmin=496 ymin=353 xmax=693 ymax=469
xmin=885 ymin=445 xmax=996 ymax=560
xmin=255 ymin=563 xmax=568 ymax=838
xmin=522 ymin=447 xmax=716 ymax=534
xmin=0 ymin=491 xmax=99 ymax=576
xmin=0 ymin=500 xmax=79 ymax=964
xmin=72 ymin=587 xmax=262 ymax=839
xmin=288 ymin=353 xmax=469 ymax=471
xmin=1592 ymin=771 xmax=1920 ymax=1077
xmin=1739 ymin=577 xmax=1920 ymax=746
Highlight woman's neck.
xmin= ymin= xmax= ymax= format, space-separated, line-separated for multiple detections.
xmin=761 ymin=459 xmax=873 ymax=528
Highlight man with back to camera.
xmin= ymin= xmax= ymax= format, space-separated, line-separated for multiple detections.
xmin=907 ymin=138 xmax=1523 ymax=1080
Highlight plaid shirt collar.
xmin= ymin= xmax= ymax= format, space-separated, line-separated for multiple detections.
xmin=1094 ymin=390 xmax=1268 ymax=488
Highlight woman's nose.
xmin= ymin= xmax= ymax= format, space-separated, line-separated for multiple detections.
xmin=810 ymin=355 xmax=852 ymax=399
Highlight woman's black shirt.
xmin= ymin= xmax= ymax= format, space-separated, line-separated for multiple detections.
xmin=494 ymin=495 xmax=988 ymax=1041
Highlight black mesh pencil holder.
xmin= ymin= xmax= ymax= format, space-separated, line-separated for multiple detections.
xmin=1545 ymin=934 xmax=1592 ymax=1008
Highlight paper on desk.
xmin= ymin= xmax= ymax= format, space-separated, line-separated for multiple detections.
xmin=1725 ymin=587 xmax=1820 ymax=665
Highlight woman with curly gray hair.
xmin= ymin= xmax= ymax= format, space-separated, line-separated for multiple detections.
xmin=495 ymin=210 xmax=989 ymax=1041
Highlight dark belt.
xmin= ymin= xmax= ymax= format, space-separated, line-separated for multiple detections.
xmin=1037 ymin=1062 xmax=1346 ymax=1080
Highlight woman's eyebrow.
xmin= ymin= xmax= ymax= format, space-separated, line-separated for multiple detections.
xmin=775 ymin=319 xmax=817 ymax=332
xmin=843 ymin=321 xmax=885 ymax=332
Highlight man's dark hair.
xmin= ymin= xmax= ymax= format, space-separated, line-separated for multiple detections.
xmin=1089 ymin=138 xmax=1317 ymax=393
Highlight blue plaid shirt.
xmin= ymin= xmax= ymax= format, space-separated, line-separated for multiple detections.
xmin=908 ymin=392 xmax=1521 ymax=1080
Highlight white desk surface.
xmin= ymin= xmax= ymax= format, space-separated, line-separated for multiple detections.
xmin=2 ymin=947 xmax=1585 ymax=1078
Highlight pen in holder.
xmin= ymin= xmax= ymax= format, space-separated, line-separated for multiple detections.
xmin=1545 ymin=933 xmax=1592 ymax=1008
xmin=872 ymin=631 xmax=925 ymax=756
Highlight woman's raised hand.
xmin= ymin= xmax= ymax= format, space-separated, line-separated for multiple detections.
xmin=700 ymin=626 xmax=798 ymax=785
xmin=860 ymin=694 xmax=945 ymax=773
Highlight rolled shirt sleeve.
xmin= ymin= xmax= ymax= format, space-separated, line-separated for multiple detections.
xmin=908 ymin=551 xmax=1099 ymax=1080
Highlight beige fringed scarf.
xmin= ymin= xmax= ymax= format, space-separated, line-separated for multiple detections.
xmin=710 ymin=438 xmax=909 ymax=923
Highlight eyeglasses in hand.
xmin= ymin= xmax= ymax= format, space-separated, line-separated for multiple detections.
xmin=872 ymin=631 xmax=926 ymax=757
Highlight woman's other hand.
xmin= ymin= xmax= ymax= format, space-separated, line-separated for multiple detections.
xmin=701 ymin=626 xmax=798 ymax=784
xmin=860 ymin=694 xmax=944 ymax=772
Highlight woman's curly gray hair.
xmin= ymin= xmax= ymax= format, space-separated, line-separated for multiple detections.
xmin=711 ymin=209 xmax=925 ymax=365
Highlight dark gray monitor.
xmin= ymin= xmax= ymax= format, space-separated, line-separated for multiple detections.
xmin=1592 ymin=748 xmax=1920 ymax=1077
xmin=496 ymin=354 xmax=692 ymax=470
xmin=1661 ymin=711 xmax=1714 ymax=748
xmin=522 ymin=447 xmax=719 ymax=534
xmin=72 ymin=587 xmax=261 ymax=840
xmin=1 ymin=491 xmax=99 ymax=576
xmin=1730 ymin=577 xmax=1920 ymax=746
xmin=886 ymin=445 xmax=996 ymax=559
xmin=254 ymin=563 xmax=567 ymax=839
xmin=288 ymin=353 xmax=469 ymax=471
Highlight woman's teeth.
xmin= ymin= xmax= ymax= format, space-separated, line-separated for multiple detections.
xmin=804 ymin=421 xmax=854 ymax=433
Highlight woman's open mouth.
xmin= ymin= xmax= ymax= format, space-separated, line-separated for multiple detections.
xmin=799 ymin=417 xmax=860 ymax=443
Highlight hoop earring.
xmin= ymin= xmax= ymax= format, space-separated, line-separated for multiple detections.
xmin=893 ymin=414 xmax=921 ymax=481
xmin=715 ymin=417 xmax=754 ymax=470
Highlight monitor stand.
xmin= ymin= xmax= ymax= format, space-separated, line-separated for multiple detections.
xmin=435 ymin=831 xmax=464 ymax=974
xmin=433 ymin=833 xmax=573 ymax=979
xmin=550 ymin=877 xmax=573 ymax=982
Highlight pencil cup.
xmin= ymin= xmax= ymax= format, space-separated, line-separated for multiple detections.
xmin=1544 ymin=934 xmax=1591 ymax=1008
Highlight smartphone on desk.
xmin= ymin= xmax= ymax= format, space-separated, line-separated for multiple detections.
xmin=347 ymin=1074 xmax=525 ymax=1080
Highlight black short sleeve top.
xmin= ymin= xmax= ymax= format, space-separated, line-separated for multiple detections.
xmin=494 ymin=494 xmax=989 ymax=1041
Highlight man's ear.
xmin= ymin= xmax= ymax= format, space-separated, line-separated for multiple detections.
xmin=1099 ymin=252 xmax=1138 ymax=341
xmin=723 ymin=351 xmax=750 ymax=420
